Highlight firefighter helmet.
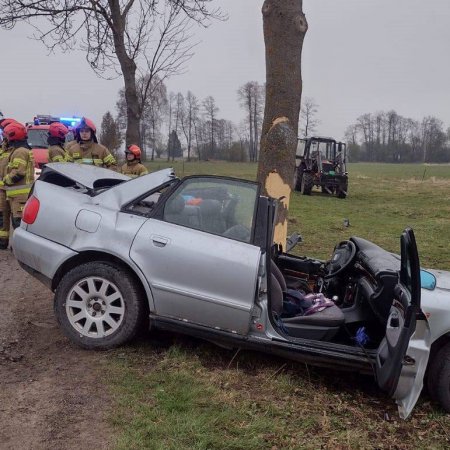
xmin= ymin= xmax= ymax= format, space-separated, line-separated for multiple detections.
xmin=76 ymin=117 xmax=97 ymax=133
xmin=126 ymin=144 xmax=142 ymax=159
xmin=3 ymin=122 xmax=27 ymax=141
xmin=48 ymin=122 xmax=69 ymax=139
xmin=0 ymin=118 xmax=18 ymax=130
xmin=75 ymin=117 xmax=97 ymax=142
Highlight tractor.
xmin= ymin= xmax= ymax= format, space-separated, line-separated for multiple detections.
xmin=293 ymin=136 xmax=348 ymax=199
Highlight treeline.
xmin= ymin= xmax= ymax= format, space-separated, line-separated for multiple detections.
xmin=100 ymin=76 xmax=265 ymax=162
xmin=345 ymin=111 xmax=450 ymax=163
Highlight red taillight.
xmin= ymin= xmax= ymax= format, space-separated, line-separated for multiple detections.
xmin=22 ymin=195 xmax=40 ymax=224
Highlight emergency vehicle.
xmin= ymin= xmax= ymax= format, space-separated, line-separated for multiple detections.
xmin=26 ymin=115 xmax=80 ymax=177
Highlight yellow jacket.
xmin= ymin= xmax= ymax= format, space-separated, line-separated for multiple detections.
xmin=3 ymin=146 xmax=33 ymax=187
xmin=120 ymin=161 xmax=149 ymax=178
xmin=48 ymin=144 xmax=67 ymax=163
xmin=66 ymin=141 xmax=117 ymax=170
xmin=0 ymin=141 xmax=13 ymax=179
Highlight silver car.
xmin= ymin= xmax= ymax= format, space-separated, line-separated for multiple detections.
xmin=12 ymin=163 xmax=450 ymax=419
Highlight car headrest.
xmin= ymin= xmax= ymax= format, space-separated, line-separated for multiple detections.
xmin=165 ymin=195 xmax=185 ymax=214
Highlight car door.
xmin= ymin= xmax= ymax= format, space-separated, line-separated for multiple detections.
xmin=129 ymin=176 xmax=262 ymax=335
xmin=375 ymin=228 xmax=431 ymax=419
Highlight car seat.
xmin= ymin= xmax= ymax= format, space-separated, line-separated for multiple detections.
xmin=270 ymin=261 xmax=345 ymax=341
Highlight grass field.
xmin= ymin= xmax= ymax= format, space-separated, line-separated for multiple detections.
xmin=109 ymin=161 xmax=450 ymax=449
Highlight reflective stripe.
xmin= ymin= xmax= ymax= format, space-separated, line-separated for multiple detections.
xmin=0 ymin=153 xmax=9 ymax=159
xmin=103 ymin=154 xmax=116 ymax=164
xmin=140 ymin=170 xmax=149 ymax=176
xmin=93 ymin=159 xmax=103 ymax=166
xmin=52 ymin=155 xmax=65 ymax=162
xmin=73 ymin=152 xmax=81 ymax=158
xmin=74 ymin=159 xmax=94 ymax=165
xmin=8 ymin=158 xmax=27 ymax=169
xmin=26 ymin=153 xmax=34 ymax=184
xmin=4 ymin=175 xmax=12 ymax=185
xmin=6 ymin=187 xmax=31 ymax=198
xmin=0 ymin=230 xmax=9 ymax=237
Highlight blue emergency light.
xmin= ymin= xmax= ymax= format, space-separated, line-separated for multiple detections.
xmin=60 ymin=117 xmax=82 ymax=127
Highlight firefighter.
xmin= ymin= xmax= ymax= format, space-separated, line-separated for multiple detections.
xmin=0 ymin=118 xmax=18 ymax=152
xmin=120 ymin=145 xmax=148 ymax=177
xmin=47 ymin=122 xmax=69 ymax=162
xmin=66 ymin=117 xmax=117 ymax=170
xmin=0 ymin=122 xmax=34 ymax=231
xmin=0 ymin=118 xmax=18 ymax=248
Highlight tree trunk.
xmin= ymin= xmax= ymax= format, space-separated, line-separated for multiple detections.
xmin=253 ymin=100 xmax=259 ymax=161
xmin=257 ymin=0 xmax=308 ymax=248
xmin=248 ymin=95 xmax=254 ymax=162
xmin=109 ymin=1 xmax=140 ymax=148
xmin=123 ymin=70 xmax=141 ymax=147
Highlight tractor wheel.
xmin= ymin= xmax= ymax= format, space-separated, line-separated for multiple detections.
xmin=336 ymin=185 xmax=348 ymax=199
xmin=293 ymin=168 xmax=303 ymax=191
xmin=300 ymin=173 xmax=314 ymax=195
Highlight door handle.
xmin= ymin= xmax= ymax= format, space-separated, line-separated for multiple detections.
xmin=151 ymin=235 xmax=169 ymax=247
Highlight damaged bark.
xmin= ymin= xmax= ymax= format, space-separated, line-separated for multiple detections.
xmin=257 ymin=0 xmax=308 ymax=248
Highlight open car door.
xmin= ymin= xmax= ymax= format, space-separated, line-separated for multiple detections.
xmin=375 ymin=228 xmax=431 ymax=419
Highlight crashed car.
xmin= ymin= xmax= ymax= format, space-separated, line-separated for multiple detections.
xmin=12 ymin=163 xmax=450 ymax=419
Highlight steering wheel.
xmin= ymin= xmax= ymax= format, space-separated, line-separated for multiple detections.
xmin=325 ymin=240 xmax=357 ymax=279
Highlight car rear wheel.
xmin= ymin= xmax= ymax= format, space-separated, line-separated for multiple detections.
xmin=427 ymin=342 xmax=450 ymax=412
xmin=54 ymin=262 xmax=146 ymax=350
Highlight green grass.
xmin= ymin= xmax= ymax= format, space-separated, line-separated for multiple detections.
xmin=109 ymin=161 xmax=450 ymax=449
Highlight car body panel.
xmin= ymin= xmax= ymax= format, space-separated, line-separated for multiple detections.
xmin=394 ymin=318 xmax=431 ymax=419
xmin=12 ymin=226 xmax=77 ymax=281
xmin=130 ymin=219 xmax=261 ymax=334
xmin=96 ymin=167 xmax=176 ymax=209
xmin=420 ymin=269 xmax=450 ymax=343
xmin=44 ymin=162 xmax=129 ymax=188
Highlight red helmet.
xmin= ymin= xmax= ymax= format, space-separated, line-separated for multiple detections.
xmin=48 ymin=122 xmax=69 ymax=139
xmin=76 ymin=117 xmax=96 ymax=134
xmin=3 ymin=122 xmax=27 ymax=142
xmin=0 ymin=118 xmax=18 ymax=130
xmin=126 ymin=144 xmax=141 ymax=159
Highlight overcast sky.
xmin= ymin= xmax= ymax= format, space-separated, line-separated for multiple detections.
xmin=1 ymin=0 xmax=450 ymax=140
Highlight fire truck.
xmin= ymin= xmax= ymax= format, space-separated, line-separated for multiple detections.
xmin=26 ymin=115 xmax=80 ymax=177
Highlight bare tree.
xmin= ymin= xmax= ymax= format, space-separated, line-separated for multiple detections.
xmin=180 ymin=91 xmax=200 ymax=162
xmin=347 ymin=109 xmax=450 ymax=163
xmin=299 ymin=97 xmax=319 ymax=138
xmin=257 ymin=0 xmax=308 ymax=247
xmin=0 ymin=1 xmax=222 ymax=146
xmin=116 ymin=75 xmax=168 ymax=159
xmin=203 ymin=96 xmax=219 ymax=160
xmin=237 ymin=81 xmax=265 ymax=162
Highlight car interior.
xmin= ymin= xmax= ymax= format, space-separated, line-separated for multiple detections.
xmin=269 ymin=236 xmax=402 ymax=349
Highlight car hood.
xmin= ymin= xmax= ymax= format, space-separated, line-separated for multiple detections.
xmin=44 ymin=162 xmax=130 ymax=188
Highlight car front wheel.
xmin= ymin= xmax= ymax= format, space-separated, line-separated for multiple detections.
xmin=54 ymin=262 xmax=146 ymax=350
xmin=427 ymin=342 xmax=450 ymax=412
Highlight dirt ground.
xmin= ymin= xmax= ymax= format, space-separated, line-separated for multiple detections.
xmin=0 ymin=250 xmax=114 ymax=450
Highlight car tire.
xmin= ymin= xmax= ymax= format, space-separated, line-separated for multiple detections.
xmin=54 ymin=261 xmax=146 ymax=350
xmin=300 ymin=172 xmax=313 ymax=195
xmin=427 ymin=342 xmax=450 ymax=412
